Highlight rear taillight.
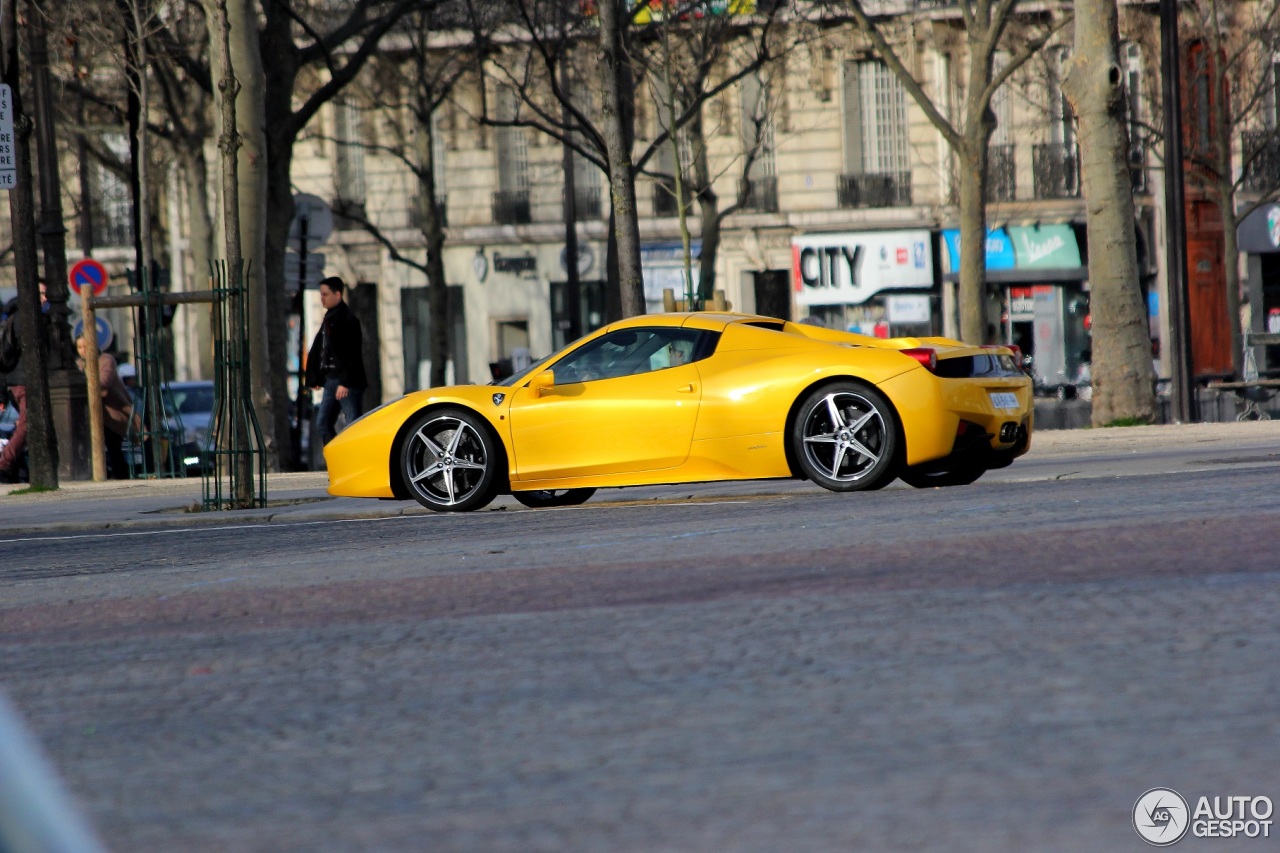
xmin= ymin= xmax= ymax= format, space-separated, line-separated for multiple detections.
xmin=900 ymin=347 xmax=937 ymax=372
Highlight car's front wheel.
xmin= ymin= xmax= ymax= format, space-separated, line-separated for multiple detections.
xmin=400 ymin=408 xmax=501 ymax=512
xmin=792 ymin=382 xmax=898 ymax=492
xmin=512 ymin=488 xmax=596 ymax=508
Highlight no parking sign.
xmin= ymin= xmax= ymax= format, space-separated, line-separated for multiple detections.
xmin=68 ymin=259 xmax=109 ymax=298
xmin=72 ymin=315 xmax=114 ymax=351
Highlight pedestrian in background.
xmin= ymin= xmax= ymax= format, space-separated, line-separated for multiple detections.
xmin=305 ymin=276 xmax=368 ymax=445
xmin=76 ymin=335 xmax=135 ymax=480
xmin=0 ymin=279 xmax=48 ymax=483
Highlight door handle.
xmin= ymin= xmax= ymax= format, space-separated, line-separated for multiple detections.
xmin=676 ymin=383 xmax=696 ymax=393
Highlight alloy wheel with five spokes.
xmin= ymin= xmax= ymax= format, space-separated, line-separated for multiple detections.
xmin=400 ymin=408 xmax=500 ymax=512
xmin=792 ymin=382 xmax=898 ymax=491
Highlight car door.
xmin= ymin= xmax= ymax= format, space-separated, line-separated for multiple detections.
xmin=508 ymin=327 xmax=706 ymax=480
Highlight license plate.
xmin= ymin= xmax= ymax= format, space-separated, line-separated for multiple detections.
xmin=989 ymin=391 xmax=1020 ymax=410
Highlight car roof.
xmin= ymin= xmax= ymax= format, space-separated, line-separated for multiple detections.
xmin=607 ymin=311 xmax=779 ymax=333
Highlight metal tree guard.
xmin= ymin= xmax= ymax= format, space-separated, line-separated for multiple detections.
xmin=130 ymin=264 xmax=186 ymax=479
xmin=203 ymin=259 xmax=266 ymax=510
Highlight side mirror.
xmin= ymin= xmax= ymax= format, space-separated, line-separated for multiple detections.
xmin=530 ymin=369 xmax=555 ymax=396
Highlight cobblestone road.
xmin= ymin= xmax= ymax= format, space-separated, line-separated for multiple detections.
xmin=3 ymin=459 xmax=1280 ymax=851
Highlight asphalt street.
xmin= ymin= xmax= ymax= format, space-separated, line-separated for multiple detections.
xmin=2 ymin=425 xmax=1280 ymax=851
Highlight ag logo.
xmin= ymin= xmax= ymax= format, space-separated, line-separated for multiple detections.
xmin=1134 ymin=788 xmax=1190 ymax=846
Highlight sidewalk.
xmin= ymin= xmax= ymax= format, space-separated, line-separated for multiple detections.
xmin=3 ymin=420 xmax=1280 ymax=536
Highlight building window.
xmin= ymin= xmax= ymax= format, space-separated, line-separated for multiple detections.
xmin=1033 ymin=48 xmax=1079 ymax=199
xmin=838 ymin=60 xmax=911 ymax=207
xmin=988 ymin=52 xmax=1016 ymax=202
xmin=91 ymin=132 xmax=133 ymax=248
xmin=739 ymin=72 xmax=778 ymax=212
xmin=334 ymin=99 xmax=367 ymax=227
xmin=1122 ymin=42 xmax=1146 ymax=191
xmin=493 ymin=85 xmax=530 ymax=224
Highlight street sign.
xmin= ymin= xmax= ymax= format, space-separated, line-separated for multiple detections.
xmin=73 ymin=315 xmax=114 ymax=351
xmin=0 ymin=84 xmax=16 ymax=190
xmin=69 ymin=258 xmax=110 ymax=297
xmin=288 ymin=193 xmax=334 ymax=251
xmin=284 ymin=252 xmax=325 ymax=293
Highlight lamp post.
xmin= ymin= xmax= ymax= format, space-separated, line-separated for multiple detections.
xmin=1160 ymin=0 xmax=1195 ymax=422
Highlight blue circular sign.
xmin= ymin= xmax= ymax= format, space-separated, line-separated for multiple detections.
xmin=72 ymin=316 xmax=114 ymax=351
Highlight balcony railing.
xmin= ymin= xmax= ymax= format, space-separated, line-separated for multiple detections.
xmin=652 ymin=178 xmax=690 ymax=217
xmin=492 ymin=189 xmax=531 ymax=225
xmin=332 ymin=199 xmax=368 ymax=231
xmin=987 ymin=145 xmax=1016 ymax=202
xmin=1032 ymin=143 xmax=1079 ymax=199
xmin=1242 ymin=130 xmax=1280 ymax=193
xmin=408 ymin=195 xmax=448 ymax=230
xmin=568 ymin=186 xmax=601 ymax=221
xmin=88 ymin=208 xmax=133 ymax=248
xmin=1129 ymin=145 xmax=1147 ymax=194
xmin=739 ymin=176 xmax=778 ymax=212
xmin=837 ymin=172 xmax=912 ymax=208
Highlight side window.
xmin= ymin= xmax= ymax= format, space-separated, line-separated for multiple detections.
xmin=551 ymin=328 xmax=715 ymax=384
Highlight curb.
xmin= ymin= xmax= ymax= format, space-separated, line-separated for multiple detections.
xmin=0 ymin=505 xmax=431 ymax=538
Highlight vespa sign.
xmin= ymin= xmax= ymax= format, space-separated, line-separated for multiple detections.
xmin=792 ymin=230 xmax=932 ymax=306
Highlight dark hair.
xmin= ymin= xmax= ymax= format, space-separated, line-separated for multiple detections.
xmin=319 ymin=276 xmax=345 ymax=295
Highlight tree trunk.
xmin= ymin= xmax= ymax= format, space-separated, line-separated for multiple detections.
xmin=596 ymin=0 xmax=645 ymax=317
xmin=956 ymin=142 xmax=991 ymax=343
xmin=1219 ymin=188 xmax=1244 ymax=377
xmin=228 ymin=0 xmax=275 ymax=468
xmin=1063 ymin=0 xmax=1157 ymax=425
xmin=417 ymin=100 xmax=450 ymax=388
xmin=182 ymin=149 xmax=215 ymax=378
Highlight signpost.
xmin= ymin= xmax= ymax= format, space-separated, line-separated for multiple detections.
xmin=0 ymin=84 xmax=15 ymax=190
xmin=68 ymin=258 xmax=110 ymax=297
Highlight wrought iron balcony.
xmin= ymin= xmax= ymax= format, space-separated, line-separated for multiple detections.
xmin=88 ymin=208 xmax=134 ymax=248
xmin=492 ymin=189 xmax=531 ymax=225
xmin=408 ymin=195 xmax=448 ymax=230
xmin=1242 ymin=130 xmax=1280 ymax=193
xmin=837 ymin=172 xmax=912 ymax=208
xmin=1129 ymin=145 xmax=1147 ymax=194
xmin=1032 ymin=143 xmax=1079 ymax=199
xmin=987 ymin=144 xmax=1016 ymax=202
xmin=568 ymin=186 xmax=602 ymax=221
xmin=332 ymin=199 xmax=368 ymax=231
xmin=740 ymin=176 xmax=778 ymax=212
xmin=652 ymin=178 xmax=690 ymax=217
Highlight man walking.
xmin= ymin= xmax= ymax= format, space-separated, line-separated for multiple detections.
xmin=306 ymin=276 xmax=368 ymax=446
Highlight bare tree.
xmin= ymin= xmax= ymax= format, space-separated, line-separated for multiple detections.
xmin=322 ymin=12 xmax=491 ymax=388
xmin=1062 ymin=0 xmax=1157 ymax=424
xmin=844 ymin=0 xmax=1070 ymax=344
xmin=484 ymin=0 xmax=800 ymax=317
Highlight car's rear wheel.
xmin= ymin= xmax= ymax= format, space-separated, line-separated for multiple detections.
xmin=400 ymin=408 xmax=500 ymax=512
xmin=898 ymin=463 xmax=987 ymax=488
xmin=792 ymin=382 xmax=898 ymax=492
xmin=512 ymin=488 xmax=596 ymax=508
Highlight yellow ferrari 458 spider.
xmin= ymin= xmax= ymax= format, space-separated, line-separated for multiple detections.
xmin=325 ymin=312 xmax=1033 ymax=511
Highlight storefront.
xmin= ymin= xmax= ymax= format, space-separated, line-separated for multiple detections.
xmin=1239 ymin=202 xmax=1280 ymax=373
xmin=942 ymin=224 xmax=1091 ymax=389
xmin=790 ymin=230 xmax=936 ymax=336
xmin=641 ymin=241 xmax=701 ymax=314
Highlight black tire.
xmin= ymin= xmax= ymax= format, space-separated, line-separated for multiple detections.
xmin=400 ymin=408 xmax=501 ymax=512
xmin=898 ymin=463 xmax=987 ymax=488
xmin=791 ymin=381 xmax=899 ymax=492
xmin=512 ymin=488 xmax=596 ymax=508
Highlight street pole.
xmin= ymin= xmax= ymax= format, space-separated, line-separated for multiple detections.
xmin=292 ymin=215 xmax=308 ymax=470
xmin=1160 ymin=0 xmax=1195 ymax=422
xmin=30 ymin=1 xmax=90 ymax=478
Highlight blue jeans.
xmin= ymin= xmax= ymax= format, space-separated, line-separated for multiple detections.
xmin=316 ymin=378 xmax=363 ymax=446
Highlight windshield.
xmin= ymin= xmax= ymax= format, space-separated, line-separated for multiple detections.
xmin=166 ymin=385 xmax=215 ymax=415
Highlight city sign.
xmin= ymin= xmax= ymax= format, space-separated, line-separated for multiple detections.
xmin=791 ymin=230 xmax=932 ymax=306
xmin=0 ymin=84 xmax=15 ymax=190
